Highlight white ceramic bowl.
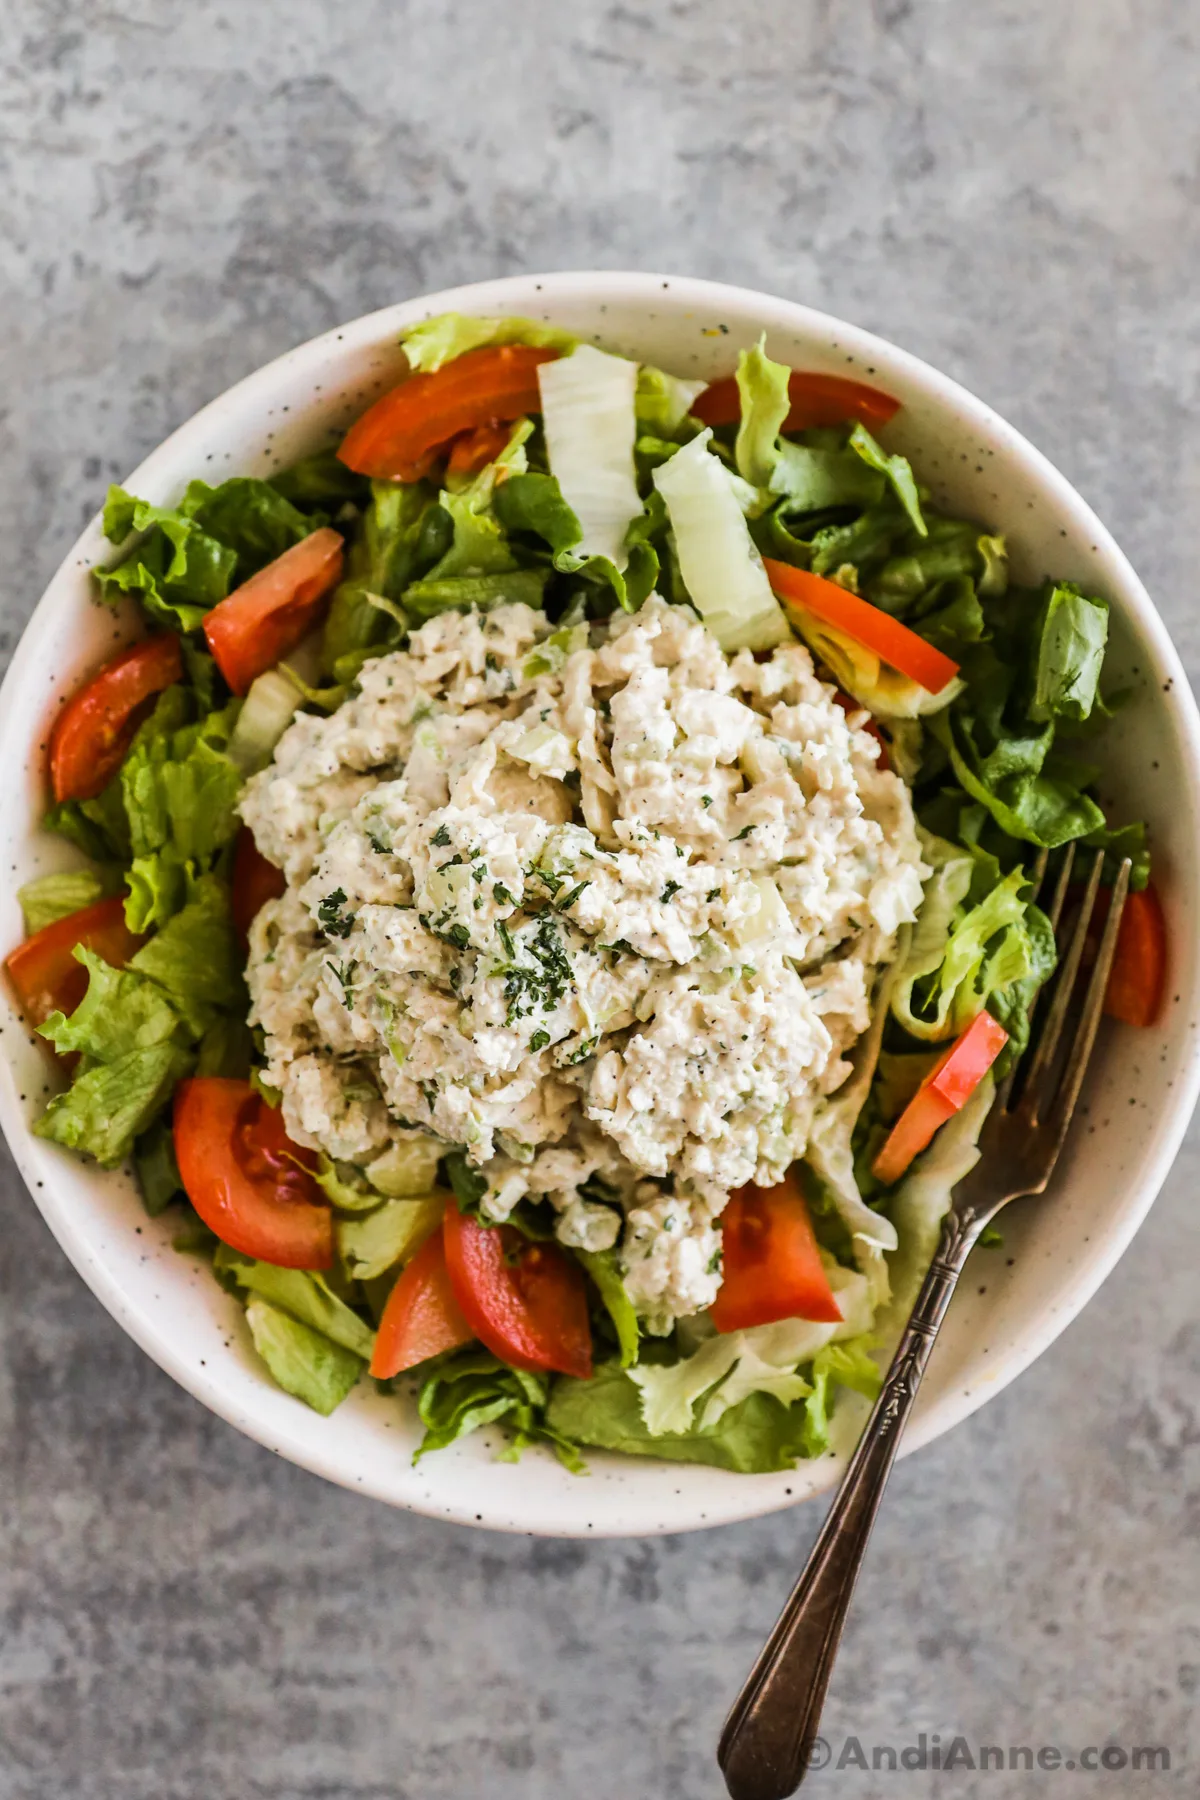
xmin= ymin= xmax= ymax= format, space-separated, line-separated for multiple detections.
xmin=2 ymin=272 xmax=1198 ymax=1538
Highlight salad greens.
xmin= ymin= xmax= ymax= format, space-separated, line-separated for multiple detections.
xmin=19 ymin=313 xmax=1148 ymax=1479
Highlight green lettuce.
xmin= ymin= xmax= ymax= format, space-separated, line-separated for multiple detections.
xmin=215 ymin=1246 xmax=376 ymax=1361
xmin=335 ymin=1196 xmax=443 ymax=1281
xmin=398 ymin=312 xmax=577 ymax=374
xmin=128 ymin=874 xmax=244 ymax=1036
xmin=651 ymin=431 xmax=790 ymax=652
xmin=39 ymin=948 xmax=190 ymax=1063
xmin=133 ymin=1118 xmax=184 ymax=1216
xmin=17 ymin=867 xmax=121 ymax=933
xmin=891 ymin=847 xmax=1048 ymax=1042
xmin=634 ymin=365 xmax=707 ymax=439
xmin=322 ymin=479 xmax=442 ymax=682
xmin=547 ymin=1361 xmax=839 ymax=1475
xmin=846 ymin=424 xmax=926 ymax=536
xmin=413 ymin=1348 xmax=584 ymax=1470
xmin=798 ymin=1340 xmax=883 ymax=1458
xmin=1030 ymin=581 xmax=1109 ymax=723
xmin=270 ymin=447 xmax=370 ymax=513
xmin=402 ymin=570 xmax=549 ymax=621
xmin=493 ymin=472 xmax=657 ymax=612
xmin=576 ymin=1249 xmax=640 ymax=1368
xmin=97 ymin=476 xmax=318 ymax=633
xmin=244 ymin=1298 xmax=363 ymax=1415
xmin=34 ymin=1042 xmax=192 ymax=1168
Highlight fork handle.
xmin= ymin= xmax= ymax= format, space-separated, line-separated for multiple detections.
xmin=718 ymin=1208 xmax=981 ymax=1800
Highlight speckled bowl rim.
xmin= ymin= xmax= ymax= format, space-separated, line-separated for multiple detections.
xmin=1 ymin=271 xmax=1198 ymax=1538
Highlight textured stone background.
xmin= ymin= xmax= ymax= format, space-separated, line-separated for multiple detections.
xmin=1 ymin=3 xmax=1198 ymax=1797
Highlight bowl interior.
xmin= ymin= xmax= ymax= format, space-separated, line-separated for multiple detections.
xmin=1 ymin=272 xmax=1197 ymax=1537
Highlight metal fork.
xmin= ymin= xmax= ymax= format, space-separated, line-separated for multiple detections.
xmin=718 ymin=848 xmax=1131 ymax=1800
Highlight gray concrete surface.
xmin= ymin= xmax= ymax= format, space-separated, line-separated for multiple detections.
xmin=2 ymin=3 xmax=1198 ymax=1796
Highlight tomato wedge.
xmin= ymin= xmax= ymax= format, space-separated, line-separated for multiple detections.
xmin=369 ymin=1225 xmax=473 ymax=1379
xmin=693 ymin=369 xmax=900 ymax=433
xmin=6 ymin=896 xmax=144 ymax=1029
xmin=442 ymin=1205 xmax=593 ymax=1379
xmin=1097 ymin=882 xmax=1166 ymax=1028
xmin=49 ymin=636 xmax=183 ymax=803
xmin=763 ymin=557 xmax=960 ymax=696
xmin=872 ymin=1010 xmax=1008 ymax=1187
xmin=174 ymin=1077 xmax=333 ymax=1269
xmin=445 ymin=420 xmax=513 ymax=480
xmin=710 ymin=1170 xmax=842 ymax=1333
xmin=338 ymin=344 xmax=560 ymax=482
xmin=203 ymin=527 xmax=344 ymax=696
xmin=231 ymin=827 xmax=286 ymax=946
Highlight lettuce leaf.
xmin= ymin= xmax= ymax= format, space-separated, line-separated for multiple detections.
xmin=97 ymin=486 xmax=237 ymax=632
xmin=322 ymin=479 xmax=441 ymax=682
xmin=798 ymin=1339 xmax=883 ymax=1458
xmin=244 ymin=1298 xmax=363 ymax=1415
xmin=128 ymin=874 xmax=244 ymax=1036
xmin=133 ymin=1118 xmax=184 ymax=1217
xmin=270 ymin=447 xmax=370 ymax=512
xmin=34 ymin=1040 xmax=191 ymax=1167
xmin=545 ymin=1363 xmax=815 ymax=1474
xmin=398 ymin=312 xmax=577 ymax=374
xmin=179 ymin=478 xmax=317 ymax=577
xmin=734 ymin=338 xmax=792 ymax=489
xmin=868 ymin=518 xmax=986 ymax=612
xmin=335 ymin=1196 xmax=443 ymax=1281
xmin=119 ymin=692 xmax=243 ymax=869
xmin=215 ymin=1246 xmax=377 ymax=1361
xmin=891 ymin=845 xmax=1047 ymax=1042
xmin=537 ymin=346 xmax=643 ymax=570
xmin=930 ymin=707 xmax=1106 ymax=847
xmin=651 ymin=431 xmax=790 ymax=651
xmin=17 ymin=867 xmax=121 ymax=933
xmin=634 ymin=365 xmax=707 ymax=439
xmin=402 ymin=570 xmax=549 ymax=620
xmin=493 ymin=472 xmax=657 ymax=613
xmin=1030 ymin=581 xmax=1109 ymax=723
xmin=413 ymin=1347 xmax=584 ymax=1470
xmin=39 ymin=948 xmax=190 ymax=1062
xmin=576 ymin=1248 xmax=640 ymax=1368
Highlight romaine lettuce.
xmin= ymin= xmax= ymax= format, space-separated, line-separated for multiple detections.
xmin=537 ymin=346 xmax=643 ymax=570
xmin=215 ymin=1246 xmax=377 ymax=1361
xmin=17 ymin=868 xmax=120 ymax=933
xmin=413 ymin=1347 xmax=584 ymax=1470
xmin=651 ymin=431 xmax=790 ymax=652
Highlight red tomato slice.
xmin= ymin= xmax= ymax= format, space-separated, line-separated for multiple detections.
xmin=338 ymin=345 xmax=561 ymax=482
xmin=1094 ymin=882 xmax=1166 ymax=1028
xmin=831 ymin=688 xmax=890 ymax=771
xmin=370 ymin=1225 xmax=473 ymax=1379
xmin=693 ymin=369 xmax=901 ymax=433
xmin=231 ymin=827 xmax=286 ymax=947
xmin=872 ymin=1010 xmax=1009 ymax=1187
xmin=49 ymin=636 xmax=183 ymax=803
xmin=5 ymin=896 xmax=144 ymax=1029
xmin=445 ymin=420 xmax=513 ymax=480
xmin=203 ymin=528 xmax=344 ymax=696
xmin=763 ymin=557 xmax=960 ymax=696
xmin=710 ymin=1170 xmax=842 ymax=1332
xmin=442 ymin=1205 xmax=593 ymax=1379
xmin=174 ymin=1077 xmax=333 ymax=1269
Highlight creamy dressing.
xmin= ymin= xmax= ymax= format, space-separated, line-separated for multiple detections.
xmin=241 ymin=597 xmax=927 ymax=1333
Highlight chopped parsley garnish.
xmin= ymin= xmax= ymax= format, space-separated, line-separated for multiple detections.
xmin=660 ymin=880 xmax=680 ymax=903
xmin=325 ymin=957 xmax=359 ymax=1011
xmin=493 ymin=882 xmax=516 ymax=906
xmin=701 ymin=795 xmax=713 ymax=808
xmin=558 ymin=880 xmax=590 ymax=911
xmin=431 ymin=823 xmax=452 ymax=848
xmin=495 ymin=916 xmax=574 ymax=1024
xmin=733 ymin=824 xmax=756 ymax=840
xmin=529 ymin=1029 xmax=550 ymax=1052
xmin=317 ymin=888 xmax=356 ymax=939
xmin=707 ymin=888 xmax=721 ymax=902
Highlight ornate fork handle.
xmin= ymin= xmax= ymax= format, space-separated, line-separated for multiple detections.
xmin=718 ymin=1207 xmax=983 ymax=1800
